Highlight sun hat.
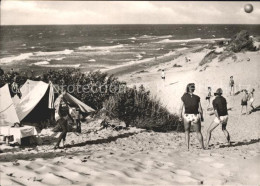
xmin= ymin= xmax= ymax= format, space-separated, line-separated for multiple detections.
xmin=214 ymin=88 xmax=223 ymax=96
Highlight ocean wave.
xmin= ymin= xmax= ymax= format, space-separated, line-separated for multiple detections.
xmin=176 ymin=47 xmax=189 ymax=51
xmin=33 ymin=61 xmax=50 ymax=66
xmin=156 ymin=38 xmax=202 ymax=43
xmin=54 ymin=57 xmax=65 ymax=61
xmin=156 ymin=38 xmax=227 ymax=44
xmin=78 ymin=44 xmax=124 ymax=51
xmin=139 ymin=35 xmax=173 ymax=40
xmin=35 ymin=49 xmax=73 ymax=56
xmin=34 ymin=63 xmax=81 ymax=68
xmin=0 ymin=53 xmax=33 ymax=64
xmin=88 ymin=59 xmax=96 ymax=62
xmin=129 ymin=37 xmax=137 ymax=40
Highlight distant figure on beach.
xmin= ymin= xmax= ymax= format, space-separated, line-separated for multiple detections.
xmin=205 ymin=88 xmax=231 ymax=149
xmin=9 ymin=68 xmax=14 ymax=75
xmin=0 ymin=67 xmax=4 ymax=76
xmin=185 ymin=57 xmax=191 ymax=63
xmin=229 ymin=76 xmax=235 ymax=95
xmin=241 ymin=89 xmax=249 ymax=115
xmin=206 ymin=87 xmax=212 ymax=109
xmin=161 ymin=69 xmax=165 ymax=81
xmin=248 ymin=88 xmax=255 ymax=112
xmin=179 ymin=83 xmax=204 ymax=150
xmin=54 ymin=99 xmax=69 ymax=149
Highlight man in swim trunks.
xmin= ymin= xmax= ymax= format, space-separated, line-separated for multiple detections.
xmin=179 ymin=83 xmax=204 ymax=150
xmin=205 ymin=88 xmax=231 ymax=149
xmin=241 ymin=89 xmax=249 ymax=115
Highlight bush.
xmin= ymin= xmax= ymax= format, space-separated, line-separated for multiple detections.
xmin=40 ymin=69 xmax=126 ymax=110
xmin=227 ymin=30 xmax=256 ymax=53
xmin=1 ymin=68 xmax=181 ymax=132
xmin=218 ymin=51 xmax=237 ymax=62
xmin=103 ymin=85 xmax=180 ymax=132
xmin=199 ymin=50 xmax=218 ymax=66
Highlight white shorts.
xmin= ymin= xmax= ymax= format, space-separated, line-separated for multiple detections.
xmin=214 ymin=115 xmax=228 ymax=125
xmin=184 ymin=114 xmax=200 ymax=123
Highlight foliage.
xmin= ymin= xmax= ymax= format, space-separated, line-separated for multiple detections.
xmin=103 ymin=85 xmax=180 ymax=132
xmin=199 ymin=50 xmax=218 ymax=66
xmin=0 ymin=68 xmax=180 ymax=132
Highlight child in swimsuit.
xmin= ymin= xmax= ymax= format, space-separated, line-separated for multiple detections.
xmin=241 ymin=90 xmax=249 ymax=115
xmin=206 ymin=87 xmax=212 ymax=109
xmin=248 ymin=88 xmax=255 ymax=112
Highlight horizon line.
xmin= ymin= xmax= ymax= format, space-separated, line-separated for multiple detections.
xmin=1 ymin=23 xmax=260 ymax=26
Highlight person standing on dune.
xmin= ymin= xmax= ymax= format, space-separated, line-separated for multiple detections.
xmin=179 ymin=83 xmax=205 ymax=150
xmin=206 ymin=87 xmax=212 ymax=109
xmin=241 ymin=89 xmax=249 ymax=115
xmin=161 ymin=69 xmax=166 ymax=82
xmin=205 ymin=88 xmax=231 ymax=149
xmin=248 ymin=88 xmax=255 ymax=113
xmin=229 ymin=76 xmax=235 ymax=96
xmin=54 ymin=99 xmax=69 ymax=149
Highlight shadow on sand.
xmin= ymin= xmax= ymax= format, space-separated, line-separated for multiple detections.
xmin=0 ymin=131 xmax=140 ymax=162
xmin=249 ymin=105 xmax=260 ymax=114
xmin=220 ymin=138 xmax=260 ymax=148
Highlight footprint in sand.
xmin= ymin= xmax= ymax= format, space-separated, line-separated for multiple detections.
xmin=211 ymin=162 xmax=224 ymax=168
xmin=175 ymin=169 xmax=192 ymax=176
xmin=199 ymin=157 xmax=214 ymax=162
xmin=171 ymin=169 xmax=199 ymax=184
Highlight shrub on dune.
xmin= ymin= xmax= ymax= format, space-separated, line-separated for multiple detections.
xmin=103 ymin=85 xmax=180 ymax=132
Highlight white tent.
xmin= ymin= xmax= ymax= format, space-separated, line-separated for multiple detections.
xmin=1 ymin=79 xmax=94 ymax=125
xmin=12 ymin=79 xmax=54 ymax=122
xmin=0 ymin=84 xmax=20 ymax=126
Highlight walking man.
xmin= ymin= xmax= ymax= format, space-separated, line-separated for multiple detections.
xmin=205 ymin=88 xmax=231 ymax=149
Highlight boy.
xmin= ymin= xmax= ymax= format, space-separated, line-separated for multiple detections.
xmin=241 ymin=90 xmax=249 ymax=115
xmin=205 ymin=88 xmax=230 ymax=149
xmin=206 ymin=87 xmax=212 ymax=109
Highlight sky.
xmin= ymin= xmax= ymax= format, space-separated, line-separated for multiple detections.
xmin=1 ymin=1 xmax=260 ymax=25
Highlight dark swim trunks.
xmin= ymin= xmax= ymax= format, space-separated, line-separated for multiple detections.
xmin=241 ymin=100 xmax=248 ymax=106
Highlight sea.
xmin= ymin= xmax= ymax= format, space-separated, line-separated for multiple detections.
xmin=0 ymin=24 xmax=260 ymax=73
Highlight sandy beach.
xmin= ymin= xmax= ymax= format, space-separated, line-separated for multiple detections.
xmin=1 ymin=43 xmax=260 ymax=185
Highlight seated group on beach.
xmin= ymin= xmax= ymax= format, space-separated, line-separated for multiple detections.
xmin=179 ymin=80 xmax=255 ymax=150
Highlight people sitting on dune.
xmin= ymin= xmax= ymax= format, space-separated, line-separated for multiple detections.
xmin=248 ymin=88 xmax=255 ymax=112
xmin=241 ymin=89 xmax=249 ymax=115
xmin=229 ymin=76 xmax=235 ymax=96
xmin=205 ymin=88 xmax=231 ymax=149
xmin=179 ymin=83 xmax=204 ymax=150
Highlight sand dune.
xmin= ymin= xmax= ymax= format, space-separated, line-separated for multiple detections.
xmin=1 ymin=48 xmax=260 ymax=185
